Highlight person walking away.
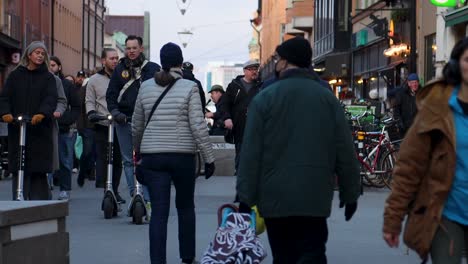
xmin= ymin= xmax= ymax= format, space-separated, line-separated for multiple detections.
xmin=182 ymin=61 xmax=207 ymax=112
xmin=393 ymin=73 xmax=421 ymax=137
xmin=50 ymin=56 xmax=80 ymax=200
xmin=221 ymin=60 xmax=262 ymax=172
xmin=85 ymin=48 xmax=125 ymax=203
xmin=106 ymin=35 xmax=160 ymax=206
xmin=0 ymin=41 xmax=58 ymax=200
xmin=132 ymin=43 xmax=215 ymax=264
xmin=76 ymin=70 xmax=97 ymax=184
xmin=205 ymin=84 xmax=225 ymax=136
xmin=236 ymin=37 xmax=360 ymax=264
xmin=48 ymin=63 xmax=67 ymax=189
xmin=383 ymin=37 xmax=468 ymax=264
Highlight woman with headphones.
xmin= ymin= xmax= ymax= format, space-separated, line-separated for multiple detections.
xmin=382 ymin=37 xmax=468 ymax=264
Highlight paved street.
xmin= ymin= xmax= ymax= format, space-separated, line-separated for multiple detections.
xmin=0 ymin=175 xmax=422 ymax=263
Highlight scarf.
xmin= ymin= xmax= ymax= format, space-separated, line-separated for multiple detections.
xmin=121 ymin=53 xmax=146 ymax=79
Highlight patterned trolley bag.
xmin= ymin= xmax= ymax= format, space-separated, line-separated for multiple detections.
xmin=201 ymin=204 xmax=267 ymax=264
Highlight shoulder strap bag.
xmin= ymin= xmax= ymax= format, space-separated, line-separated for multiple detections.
xmin=144 ymin=78 xmax=180 ymax=129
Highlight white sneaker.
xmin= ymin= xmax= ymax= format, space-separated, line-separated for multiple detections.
xmin=72 ymin=168 xmax=78 ymax=173
xmin=58 ymin=191 xmax=70 ymax=200
xmin=145 ymin=202 xmax=151 ymax=222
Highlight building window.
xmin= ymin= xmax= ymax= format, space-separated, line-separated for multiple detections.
xmin=425 ymin=34 xmax=436 ymax=82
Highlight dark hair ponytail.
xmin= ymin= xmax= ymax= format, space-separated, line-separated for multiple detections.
xmin=443 ymin=37 xmax=468 ymax=85
xmin=154 ymin=69 xmax=175 ymax=87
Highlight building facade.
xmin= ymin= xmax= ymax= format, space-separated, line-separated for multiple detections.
xmin=105 ymin=14 xmax=150 ymax=59
xmin=82 ymin=0 xmax=106 ymax=73
xmin=434 ymin=2 xmax=468 ymax=79
xmin=206 ymin=62 xmax=244 ymax=90
xmin=313 ymin=0 xmax=352 ymax=93
xmin=0 ymin=0 xmax=51 ymax=86
xmin=52 ymin=0 xmax=83 ymax=76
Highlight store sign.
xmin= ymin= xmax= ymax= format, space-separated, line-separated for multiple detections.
xmin=429 ymin=0 xmax=466 ymax=7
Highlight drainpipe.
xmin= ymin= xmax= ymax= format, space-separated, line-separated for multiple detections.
xmin=81 ymin=0 xmax=85 ymax=70
xmin=408 ymin=0 xmax=417 ymax=73
xmin=51 ymin=0 xmax=55 ymax=55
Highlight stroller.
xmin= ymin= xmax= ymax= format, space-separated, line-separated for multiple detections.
xmin=201 ymin=204 xmax=267 ymax=264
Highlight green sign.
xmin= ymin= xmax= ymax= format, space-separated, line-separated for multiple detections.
xmin=345 ymin=105 xmax=376 ymax=124
xmin=430 ymin=0 xmax=466 ymax=7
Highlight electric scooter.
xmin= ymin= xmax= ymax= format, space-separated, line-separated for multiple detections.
xmin=127 ymin=154 xmax=147 ymax=225
xmin=15 ymin=115 xmax=30 ymax=201
xmin=94 ymin=114 xmax=121 ymax=219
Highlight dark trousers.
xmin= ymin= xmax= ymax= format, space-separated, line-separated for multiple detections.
xmin=139 ymin=153 xmax=196 ymax=264
xmin=265 ymin=216 xmax=328 ymax=264
xmin=78 ymin=128 xmax=96 ymax=180
xmin=234 ymin=141 xmax=242 ymax=173
xmin=12 ymin=172 xmax=51 ymax=200
xmin=94 ymin=124 xmax=122 ymax=192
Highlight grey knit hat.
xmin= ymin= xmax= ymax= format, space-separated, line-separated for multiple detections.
xmin=20 ymin=41 xmax=49 ymax=67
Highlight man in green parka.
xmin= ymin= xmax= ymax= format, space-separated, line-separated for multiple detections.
xmin=236 ymin=36 xmax=361 ymax=264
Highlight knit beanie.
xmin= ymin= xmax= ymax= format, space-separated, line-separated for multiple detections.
xmin=20 ymin=41 xmax=49 ymax=67
xmin=275 ymin=37 xmax=312 ymax=68
xmin=160 ymin=42 xmax=183 ymax=71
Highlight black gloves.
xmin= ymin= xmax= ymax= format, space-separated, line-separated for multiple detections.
xmin=111 ymin=110 xmax=127 ymax=125
xmin=204 ymin=162 xmax=215 ymax=179
xmin=340 ymin=201 xmax=357 ymax=221
xmin=87 ymin=111 xmax=101 ymax=123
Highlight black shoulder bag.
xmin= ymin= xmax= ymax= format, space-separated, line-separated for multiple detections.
xmin=145 ymin=78 xmax=180 ymax=129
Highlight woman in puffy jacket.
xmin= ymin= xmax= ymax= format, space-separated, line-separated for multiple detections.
xmin=132 ymin=42 xmax=215 ymax=264
xmin=383 ymin=37 xmax=468 ymax=264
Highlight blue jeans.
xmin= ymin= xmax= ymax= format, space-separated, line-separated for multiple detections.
xmin=55 ymin=131 xmax=74 ymax=191
xmin=115 ymin=122 xmax=149 ymax=199
xmin=139 ymin=153 xmax=196 ymax=264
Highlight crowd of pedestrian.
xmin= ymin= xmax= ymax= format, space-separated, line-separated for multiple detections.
xmin=0 ymin=34 xmax=467 ymax=264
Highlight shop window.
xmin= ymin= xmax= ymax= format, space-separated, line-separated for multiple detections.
xmin=425 ymin=34 xmax=436 ymax=82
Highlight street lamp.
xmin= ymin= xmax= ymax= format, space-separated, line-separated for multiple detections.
xmin=176 ymin=0 xmax=192 ymax=15
xmin=177 ymin=29 xmax=193 ymax=48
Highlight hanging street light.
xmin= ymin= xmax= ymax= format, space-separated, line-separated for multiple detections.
xmin=176 ymin=0 xmax=192 ymax=15
xmin=177 ymin=29 xmax=194 ymax=48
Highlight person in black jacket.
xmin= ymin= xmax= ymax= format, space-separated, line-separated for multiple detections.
xmin=182 ymin=62 xmax=207 ymax=113
xmin=221 ymin=60 xmax=262 ymax=171
xmin=205 ymin=85 xmax=225 ymax=135
xmin=0 ymin=41 xmax=58 ymax=200
xmin=393 ymin=73 xmax=420 ymax=137
xmin=49 ymin=56 xmax=80 ymax=200
xmin=106 ymin=35 xmax=160 ymax=201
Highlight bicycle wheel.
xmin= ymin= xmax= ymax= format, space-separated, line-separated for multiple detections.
xmin=379 ymin=149 xmax=398 ymax=189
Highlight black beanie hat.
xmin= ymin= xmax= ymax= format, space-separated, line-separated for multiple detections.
xmin=275 ymin=37 xmax=312 ymax=68
xmin=160 ymin=42 xmax=184 ymax=71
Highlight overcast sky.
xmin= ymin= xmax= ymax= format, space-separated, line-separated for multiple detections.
xmin=106 ymin=0 xmax=257 ymax=83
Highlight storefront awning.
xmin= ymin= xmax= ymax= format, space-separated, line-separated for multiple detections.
xmin=0 ymin=32 xmax=20 ymax=49
xmin=445 ymin=5 xmax=468 ymax=27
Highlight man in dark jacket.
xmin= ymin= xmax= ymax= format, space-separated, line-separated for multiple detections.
xmin=236 ymin=37 xmax=360 ymax=264
xmin=221 ymin=60 xmax=262 ymax=171
xmin=106 ymin=35 xmax=160 ymax=199
xmin=182 ymin=61 xmax=206 ymax=112
xmin=205 ymin=85 xmax=225 ymax=135
xmin=393 ymin=73 xmax=420 ymax=136
xmin=50 ymin=56 xmax=80 ymax=200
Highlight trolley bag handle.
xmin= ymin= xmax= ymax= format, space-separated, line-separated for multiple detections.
xmin=145 ymin=78 xmax=180 ymax=129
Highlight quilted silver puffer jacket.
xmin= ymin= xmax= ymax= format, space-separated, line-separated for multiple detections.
xmin=132 ymin=69 xmax=214 ymax=163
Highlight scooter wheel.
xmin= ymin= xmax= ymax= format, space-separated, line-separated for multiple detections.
xmin=103 ymin=196 xmax=114 ymax=219
xmin=132 ymin=201 xmax=145 ymax=225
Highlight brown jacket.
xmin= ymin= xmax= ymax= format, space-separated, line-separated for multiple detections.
xmin=383 ymin=80 xmax=457 ymax=260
